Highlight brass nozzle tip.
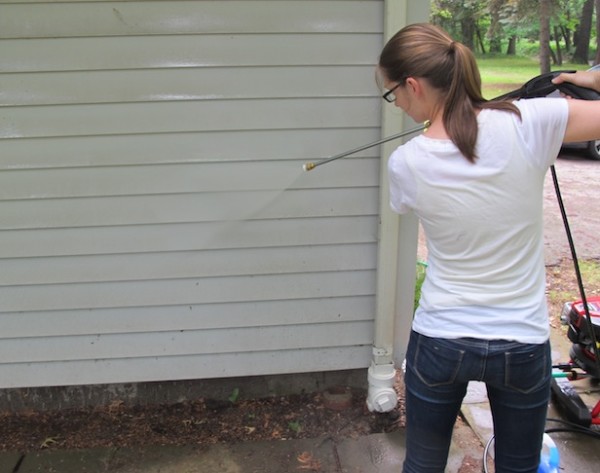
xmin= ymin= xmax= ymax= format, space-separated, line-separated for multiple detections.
xmin=303 ymin=162 xmax=316 ymax=172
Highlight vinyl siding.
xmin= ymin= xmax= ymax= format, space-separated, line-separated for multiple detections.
xmin=0 ymin=0 xmax=386 ymax=388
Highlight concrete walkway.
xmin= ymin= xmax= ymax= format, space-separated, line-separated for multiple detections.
xmin=2 ymin=425 xmax=480 ymax=473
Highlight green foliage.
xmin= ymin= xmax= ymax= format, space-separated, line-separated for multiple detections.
xmin=228 ymin=387 xmax=240 ymax=404
xmin=431 ymin=0 xmax=599 ymax=64
xmin=288 ymin=420 xmax=302 ymax=433
xmin=414 ymin=262 xmax=427 ymax=313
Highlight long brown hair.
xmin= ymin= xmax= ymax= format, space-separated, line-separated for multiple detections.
xmin=378 ymin=23 xmax=520 ymax=163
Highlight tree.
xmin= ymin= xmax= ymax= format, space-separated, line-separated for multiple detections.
xmin=500 ymin=0 xmax=540 ymax=55
xmin=539 ymin=0 xmax=552 ymax=73
xmin=431 ymin=0 xmax=487 ymax=49
xmin=572 ymin=0 xmax=595 ymax=64
xmin=553 ymin=26 xmax=563 ymax=65
xmin=430 ymin=0 xmax=598 ymax=64
xmin=595 ymin=0 xmax=600 ymax=64
xmin=488 ymin=0 xmax=506 ymax=53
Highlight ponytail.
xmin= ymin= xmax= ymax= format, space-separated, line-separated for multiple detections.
xmin=379 ymin=23 xmax=520 ymax=163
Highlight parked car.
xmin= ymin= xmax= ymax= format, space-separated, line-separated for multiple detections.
xmin=562 ymin=137 xmax=600 ymax=160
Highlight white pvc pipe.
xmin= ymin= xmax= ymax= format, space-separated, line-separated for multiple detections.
xmin=367 ymin=0 xmax=430 ymax=414
xmin=366 ymin=361 xmax=397 ymax=412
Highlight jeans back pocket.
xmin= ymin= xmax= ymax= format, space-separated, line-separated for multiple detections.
xmin=412 ymin=335 xmax=466 ymax=387
xmin=504 ymin=342 xmax=550 ymax=394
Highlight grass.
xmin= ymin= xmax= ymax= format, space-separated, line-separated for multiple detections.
xmin=579 ymin=260 xmax=600 ymax=287
xmin=546 ymin=260 xmax=600 ymax=322
xmin=477 ymin=55 xmax=590 ymax=99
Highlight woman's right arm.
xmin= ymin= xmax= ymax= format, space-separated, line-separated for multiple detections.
xmin=552 ymin=71 xmax=600 ymax=143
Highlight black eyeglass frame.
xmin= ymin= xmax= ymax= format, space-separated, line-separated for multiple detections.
xmin=382 ymin=83 xmax=402 ymax=103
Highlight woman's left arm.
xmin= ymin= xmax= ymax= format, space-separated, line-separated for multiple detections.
xmin=553 ymin=70 xmax=600 ymax=143
xmin=564 ymin=99 xmax=600 ymax=143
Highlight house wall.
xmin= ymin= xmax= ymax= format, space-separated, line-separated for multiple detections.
xmin=0 ymin=0 xmax=427 ymax=392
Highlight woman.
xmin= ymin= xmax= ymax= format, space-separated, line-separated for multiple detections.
xmin=377 ymin=23 xmax=600 ymax=473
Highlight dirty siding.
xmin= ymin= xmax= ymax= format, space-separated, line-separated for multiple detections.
xmin=0 ymin=0 xmax=410 ymax=388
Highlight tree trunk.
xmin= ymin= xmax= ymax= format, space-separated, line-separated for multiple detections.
xmin=475 ymin=27 xmax=486 ymax=54
xmin=560 ymin=26 xmax=571 ymax=51
xmin=549 ymin=47 xmax=558 ymax=66
xmin=488 ymin=0 xmax=504 ymax=54
xmin=539 ymin=0 xmax=552 ymax=73
xmin=506 ymin=35 xmax=517 ymax=56
xmin=573 ymin=0 xmax=594 ymax=64
xmin=461 ymin=18 xmax=475 ymax=50
xmin=595 ymin=0 xmax=600 ymax=64
xmin=553 ymin=27 xmax=563 ymax=65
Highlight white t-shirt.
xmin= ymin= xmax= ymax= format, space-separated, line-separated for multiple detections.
xmin=388 ymin=98 xmax=569 ymax=343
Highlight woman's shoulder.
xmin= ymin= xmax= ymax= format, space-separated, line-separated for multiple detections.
xmin=514 ymin=97 xmax=568 ymax=119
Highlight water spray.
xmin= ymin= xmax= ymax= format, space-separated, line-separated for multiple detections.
xmin=302 ymin=122 xmax=428 ymax=172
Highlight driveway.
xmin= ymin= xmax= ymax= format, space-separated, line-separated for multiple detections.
xmin=544 ymin=148 xmax=600 ymax=265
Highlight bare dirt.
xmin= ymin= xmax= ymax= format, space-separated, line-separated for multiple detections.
xmin=0 ymin=388 xmax=401 ymax=452
xmin=0 ymin=150 xmax=598 ymax=473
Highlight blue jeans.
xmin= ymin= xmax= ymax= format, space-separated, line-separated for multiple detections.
xmin=403 ymin=330 xmax=551 ymax=473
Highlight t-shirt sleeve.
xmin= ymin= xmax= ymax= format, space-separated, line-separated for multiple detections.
xmin=515 ymin=98 xmax=569 ymax=169
xmin=387 ymin=146 xmax=416 ymax=214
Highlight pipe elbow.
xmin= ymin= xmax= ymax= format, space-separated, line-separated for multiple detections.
xmin=366 ymin=362 xmax=398 ymax=413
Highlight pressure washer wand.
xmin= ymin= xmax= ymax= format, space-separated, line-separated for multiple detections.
xmin=302 ymin=123 xmax=427 ymax=172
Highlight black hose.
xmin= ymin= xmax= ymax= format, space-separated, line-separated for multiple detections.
xmin=551 ymin=165 xmax=600 ymax=379
xmin=545 ymin=417 xmax=600 ymax=439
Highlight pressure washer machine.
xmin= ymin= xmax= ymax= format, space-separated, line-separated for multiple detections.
xmin=563 ymin=296 xmax=600 ymax=380
xmin=553 ymin=295 xmax=600 ymax=427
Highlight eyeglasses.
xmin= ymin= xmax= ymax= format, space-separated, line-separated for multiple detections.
xmin=382 ymin=83 xmax=401 ymax=103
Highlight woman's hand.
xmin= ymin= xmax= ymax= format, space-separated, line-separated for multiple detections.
xmin=559 ymin=70 xmax=600 ymax=143
xmin=552 ymin=70 xmax=600 ymax=94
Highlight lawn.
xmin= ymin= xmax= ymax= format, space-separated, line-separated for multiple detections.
xmin=477 ymin=56 xmax=590 ymax=99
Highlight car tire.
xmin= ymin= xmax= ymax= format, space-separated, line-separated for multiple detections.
xmin=587 ymin=139 xmax=600 ymax=160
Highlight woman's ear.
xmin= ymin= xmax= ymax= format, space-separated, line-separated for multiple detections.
xmin=405 ymin=77 xmax=421 ymax=96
